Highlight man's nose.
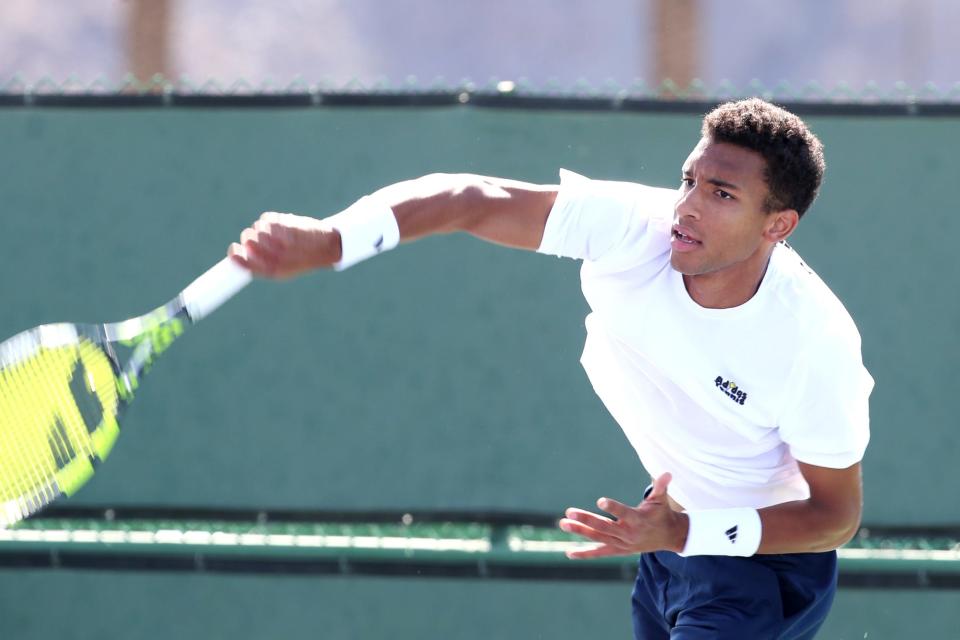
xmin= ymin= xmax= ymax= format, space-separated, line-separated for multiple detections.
xmin=675 ymin=187 xmax=700 ymax=221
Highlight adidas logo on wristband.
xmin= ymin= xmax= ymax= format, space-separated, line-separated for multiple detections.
xmin=680 ymin=508 xmax=761 ymax=557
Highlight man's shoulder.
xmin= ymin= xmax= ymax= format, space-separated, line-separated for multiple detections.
xmin=559 ymin=170 xmax=677 ymax=218
xmin=768 ymin=243 xmax=863 ymax=346
xmin=548 ymin=171 xmax=677 ymax=271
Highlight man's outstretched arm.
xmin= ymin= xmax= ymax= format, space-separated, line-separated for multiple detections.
xmin=560 ymin=462 xmax=863 ymax=558
xmin=228 ymin=174 xmax=557 ymax=278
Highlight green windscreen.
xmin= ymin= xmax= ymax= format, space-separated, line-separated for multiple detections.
xmin=0 ymin=107 xmax=955 ymax=527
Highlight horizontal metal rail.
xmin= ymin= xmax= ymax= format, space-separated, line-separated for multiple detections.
xmin=1 ymin=90 xmax=960 ymax=116
xmin=2 ymin=512 xmax=958 ymax=589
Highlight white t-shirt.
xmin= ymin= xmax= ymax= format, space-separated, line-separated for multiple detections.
xmin=538 ymin=170 xmax=873 ymax=510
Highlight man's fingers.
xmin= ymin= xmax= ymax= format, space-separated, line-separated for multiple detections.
xmin=239 ymin=226 xmax=282 ymax=263
xmin=243 ymin=238 xmax=277 ymax=263
xmin=561 ymin=484 xmax=682 ymax=555
xmin=596 ymin=497 xmax=632 ymax=519
xmin=252 ymin=220 xmax=275 ymax=244
xmin=565 ymin=507 xmax=614 ymax=526
xmin=234 ymin=239 xmax=279 ymax=276
xmin=227 ymin=243 xmax=251 ymax=270
xmin=259 ymin=210 xmax=285 ymax=224
xmin=564 ymin=507 xmax=617 ymax=536
xmin=558 ymin=517 xmax=604 ymax=539
xmin=559 ymin=518 xmax=628 ymax=547
xmin=565 ymin=543 xmax=631 ymax=560
xmin=241 ymin=226 xmax=284 ymax=253
xmin=646 ymin=472 xmax=673 ymax=502
xmin=255 ymin=229 xmax=287 ymax=253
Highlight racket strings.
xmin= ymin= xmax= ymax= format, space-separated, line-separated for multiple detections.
xmin=39 ymin=340 xmax=119 ymax=477
xmin=0 ymin=338 xmax=119 ymax=526
xmin=1 ymin=344 xmax=68 ymax=521
xmin=0 ymin=341 xmax=58 ymax=524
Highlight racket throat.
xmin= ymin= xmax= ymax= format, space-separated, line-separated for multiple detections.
xmin=117 ymin=339 xmax=154 ymax=401
xmin=110 ymin=311 xmax=188 ymax=402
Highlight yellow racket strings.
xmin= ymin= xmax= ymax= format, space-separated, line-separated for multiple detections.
xmin=0 ymin=341 xmax=62 ymax=520
xmin=0 ymin=338 xmax=119 ymax=525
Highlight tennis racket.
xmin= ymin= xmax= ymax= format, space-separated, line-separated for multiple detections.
xmin=0 ymin=257 xmax=251 ymax=527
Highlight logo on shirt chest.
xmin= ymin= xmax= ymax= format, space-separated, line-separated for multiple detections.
xmin=715 ymin=376 xmax=748 ymax=406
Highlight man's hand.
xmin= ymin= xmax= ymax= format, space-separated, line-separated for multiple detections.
xmin=559 ymin=472 xmax=689 ymax=559
xmin=228 ymin=211 xmax=342 ymax=279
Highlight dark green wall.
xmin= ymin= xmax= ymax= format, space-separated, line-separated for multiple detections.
xmin=2 ymin=570 xmax=958 ymax=638
xmin=0 ymin=107 xmax=956 ymax=525
xmin=1 ymin=105 xmax=958 ymax=639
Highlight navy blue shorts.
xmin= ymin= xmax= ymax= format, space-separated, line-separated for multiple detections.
xmin=631 ymin=549 xmax=838 ymax=639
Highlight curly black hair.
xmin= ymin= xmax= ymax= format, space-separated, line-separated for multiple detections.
xmin=702 ymin=98 xmax=825 ymax=218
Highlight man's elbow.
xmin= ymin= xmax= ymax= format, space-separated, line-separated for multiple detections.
xmin=396 ymin=173 xmax=488 ymax=234
xmin=838 ymin=511 xmax=862 ymax=546
xmin=824 ymin=505 xmax=862 ymax=550
xmin=447 ymin=177 xmax=529 ymax=236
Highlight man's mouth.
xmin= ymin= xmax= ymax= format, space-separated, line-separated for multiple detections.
xmin=671 ymin=225 xmax=702 ymax=246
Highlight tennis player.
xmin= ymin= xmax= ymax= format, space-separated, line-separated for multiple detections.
xmin=229 ymin=98 xmax=872 ymax=639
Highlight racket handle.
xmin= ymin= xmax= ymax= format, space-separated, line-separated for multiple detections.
xmin=181 ymin=257 xmax=252 ymax=321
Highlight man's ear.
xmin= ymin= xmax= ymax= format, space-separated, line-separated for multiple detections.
xmin=764 ymin=209 xmax=799 ymax=243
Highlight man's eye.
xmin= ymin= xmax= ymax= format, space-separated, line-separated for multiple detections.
xmin=716 ymin=190 xmax=733 ymax=200
xmin=680 ymin=177 xmax=694 ymax=187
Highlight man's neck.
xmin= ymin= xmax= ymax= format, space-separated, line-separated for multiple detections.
xmin=682 ymin=251 xmax=774 ymax=310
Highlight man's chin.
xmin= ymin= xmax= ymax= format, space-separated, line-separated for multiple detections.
xmin=670 ymin=253 xmax=701 ymax=275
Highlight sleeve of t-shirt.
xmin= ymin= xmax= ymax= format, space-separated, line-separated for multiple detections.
xmin=778 ymin=322 xmax=874 ymax=468
xmin=537 ymin=169 xmax=675 ymax=270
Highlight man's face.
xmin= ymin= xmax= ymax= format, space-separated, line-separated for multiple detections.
xmin=670 ymin=138 xmax=778 ymax=277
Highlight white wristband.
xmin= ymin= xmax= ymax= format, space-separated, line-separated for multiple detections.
xmin=679 ymin=508 xmax=762 ymax=557
xmin=326 ymin=196 xmax=400 ymax=271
